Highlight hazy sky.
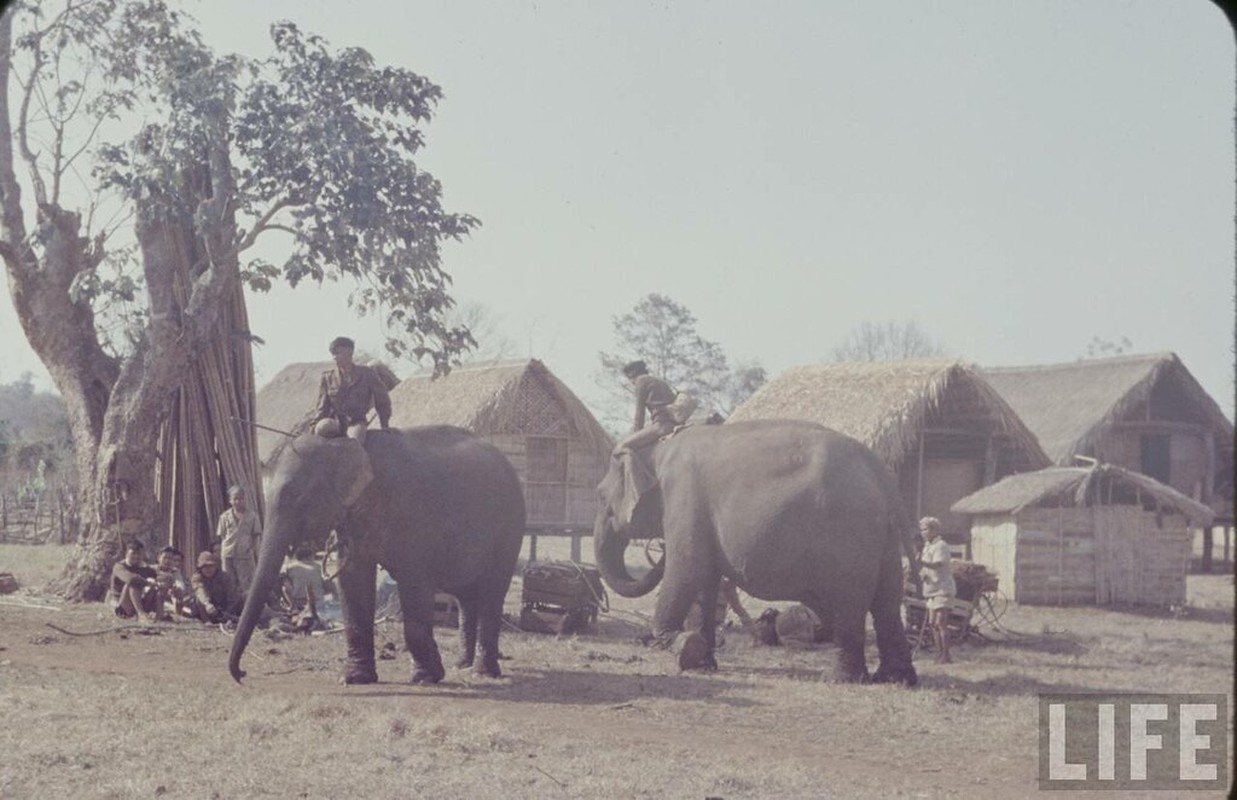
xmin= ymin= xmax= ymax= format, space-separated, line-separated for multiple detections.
xmin=1 ymin=0 xmax=1233 ymax=419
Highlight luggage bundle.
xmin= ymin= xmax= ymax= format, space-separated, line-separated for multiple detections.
xmin=519 ymin=560 xmax=608 ymax=635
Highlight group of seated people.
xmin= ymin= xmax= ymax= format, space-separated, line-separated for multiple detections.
xmin=109 ymin=539 xmax=329 ymax=631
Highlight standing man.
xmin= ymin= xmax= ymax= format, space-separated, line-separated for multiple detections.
xmin=312 ymin=336 xmax=392 ymax=443
xmin=918 ymin=516 xmax=957 ymax=664
xmin=216 ymin=485 xmax=262 ymax=597
xmin=616 ymin=360 xmax=677 ymax=452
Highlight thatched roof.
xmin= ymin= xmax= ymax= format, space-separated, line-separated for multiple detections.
xmin=386 ymin=359 xmax=613 ymax=451
xmin=981 ymin=352 xmax=1234 ymax=465
xmin=951 ymin=463 xmax=1215 ymax=526
xmin=727 ymin=360 xmax=1049 ymax=470
xmin=255 ymin=360 xmax=399 ymax=470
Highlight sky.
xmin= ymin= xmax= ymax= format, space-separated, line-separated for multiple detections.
xmin=1 ymin=0 xmax=1234 ymax=420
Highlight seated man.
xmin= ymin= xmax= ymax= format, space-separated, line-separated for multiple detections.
xmin=279 ymin=545 xmax=328 ymax=632
xmin=111 ymin=539 xmax=159 ymax=621
xmin=191 ymin=551 xmax=242 ymax=625
xmin=312 ymin=335 xmax=392 ymax=443
xmin=154 ymin=546 xmax=194 ymax=620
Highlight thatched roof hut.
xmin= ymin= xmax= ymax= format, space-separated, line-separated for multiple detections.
xmin=254 ymin=360 xmax=399 ymax=472
xmin=954 ymin=463 xmax=1213 ymax=606
xmin=728 ymin=361 xmax=1050 ymax=544
xmin=387 ymin=359 xmax=613 ymax=528
xmin=981 ymin=353 xmax=1233 ymax=519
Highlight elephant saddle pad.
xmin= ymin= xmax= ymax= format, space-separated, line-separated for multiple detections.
xmin=521 ymin=561 xmax=606 ymax=612
xmin=616 ymin=446 xmax=658 ymax=530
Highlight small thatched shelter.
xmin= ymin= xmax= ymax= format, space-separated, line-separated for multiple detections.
xmin=255 ymin=360 xmax=399 ymax=474
xmin=727 ymin=361 xmax=1050 ymax=544
xmin=953 ymin=463 xmax=1214 ymax=606
xmin=386 ymin=359 xmax=613 ymax=528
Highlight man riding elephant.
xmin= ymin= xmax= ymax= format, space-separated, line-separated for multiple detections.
xmin=616 ymin=359 xmax=677 ymax=453
xmin=313 ymin=336 xmax=393 ymax=443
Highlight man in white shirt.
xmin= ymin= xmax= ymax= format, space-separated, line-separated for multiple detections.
xmin=918 ymin=516 xmax=956 ymax=664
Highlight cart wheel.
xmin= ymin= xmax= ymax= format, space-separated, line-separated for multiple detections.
xmin=644 ymin=537 xmax=665 ymax=567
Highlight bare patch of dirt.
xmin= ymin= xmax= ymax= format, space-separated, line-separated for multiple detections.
xmin=0 ymin=552 xmax=1231 ymax=798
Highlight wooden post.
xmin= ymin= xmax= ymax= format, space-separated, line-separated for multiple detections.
xmin=915 ymin=434 xmax=925 ymax=521
xmin=570 ymin=532 xmax=581 ymax=563
xmin=1224 ymin=525 xmax=1231 ymax=566
xmin=528 ymin=533 xmax=538 ymax=564
xmin=1201 ymin=526 xmax=1214 ymax=573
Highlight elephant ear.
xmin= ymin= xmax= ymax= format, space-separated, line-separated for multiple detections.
xmin=341 ymin=446 xmax=375 ymax=509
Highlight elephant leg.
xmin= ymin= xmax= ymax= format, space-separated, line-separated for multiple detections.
xmin=831 ymin=601 xmax=869 ymax=683
xmin=397 ymin=581 xmax=446 ymax=685
xmin=694 ymin=575 xmax=721 ymax=671
xmin=869 ymin=552 xmax=918 ymax=687
xmin=473 ymin=584 xmax=505 ymax=678
xmin=651 ymin=549 xmax=713 ymax=671
xmin=337 ymin=560 xmax=379 ymax=685
xmin=455 ymin=591 xmax=479 ymax=670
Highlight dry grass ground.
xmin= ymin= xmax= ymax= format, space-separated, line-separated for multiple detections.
xmin=0 ymin=540 xmax=1231 ymax=799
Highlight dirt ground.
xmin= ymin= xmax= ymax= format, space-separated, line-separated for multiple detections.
xmin=0 ymin=544 xmax=1232 ymax=799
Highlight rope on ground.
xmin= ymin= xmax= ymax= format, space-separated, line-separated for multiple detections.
xmin=44 ymin=621 xmax=220 ymax=637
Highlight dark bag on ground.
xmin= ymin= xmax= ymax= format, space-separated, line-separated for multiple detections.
xmin=519 ymin=560 xmax=608 ymax=635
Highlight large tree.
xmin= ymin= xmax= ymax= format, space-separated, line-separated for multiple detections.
xmin=595 ymin=293 xmax=765 ymax=431
xmin=829 ymin=320 xmax=948 ymax=362
xmin=0 ymin=1 xmax=476 ymax=599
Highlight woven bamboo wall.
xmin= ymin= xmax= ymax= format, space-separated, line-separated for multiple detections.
xmin=1095 ymin=505 xmax=1189 ymax=606
xmin=486 ymin=432 xmax=606 ymax=528
xmin=1012 ymin=507 xmax=1096 ymax=605
xmin=1007 ymin=504 xmax=1191 ymax=606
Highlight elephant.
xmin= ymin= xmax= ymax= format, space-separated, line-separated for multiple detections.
xmin=594 ymin=419 xmax=919 ymax=685
xmin=228 ymin=426 xmax=525 ymax=685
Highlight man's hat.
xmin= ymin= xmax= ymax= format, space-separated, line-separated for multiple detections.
xmin=919 ymin=516 xmax=941 ymax=532
xmin=329 ymin=336 xmax=355 ymax=354
xmin=622 ymin=359 xmax=648 ymax=378
xmin=197 ymin=551 xmax=221 ymax=567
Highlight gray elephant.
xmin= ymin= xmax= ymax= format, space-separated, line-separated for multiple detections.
xmin=594 ymin=419 xmax=918 ymax=685
xmin=229 ymin=426 xmax=525 ymax=685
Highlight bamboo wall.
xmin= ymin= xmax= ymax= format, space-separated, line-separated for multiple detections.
xmin=484 ymin=432 xmax=606 ymax=528
xmin=1012 ymin=507 xmax=1096 ymax=605
xmin=1093 ymin=505 xmax=1190 ymax=606
xmin=995 ymin=504 xmax=1191 ymax=606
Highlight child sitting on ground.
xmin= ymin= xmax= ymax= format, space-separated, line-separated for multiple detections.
xmin=154 ymin=546 xmax=194 ymax=620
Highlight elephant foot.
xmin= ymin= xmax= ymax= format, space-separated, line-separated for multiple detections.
xmin=474 ymin=659 xmax=502 ymax=679
xmin=455 ymin=655 xmax=475 ymax=669
xmin=410 ymin=664 xmax=445 ymax=685
xmin=343 ymin=668 xmax=379 ymax=685
xmin=674 ymin=630 xmax=711 ymax=672
xmin=834 ymin=665 xmax=870 ymax=684
xmin=870 ymin=664 xmax=919 ymax=687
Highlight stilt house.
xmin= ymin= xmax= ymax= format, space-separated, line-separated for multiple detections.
xmin=727 ymin=361 xmax=1050 ymax=545
xmin=982 ymin=352 xmax=1234 ymax=567
xmin=385 ymin=359 xmax=613 ymax=529
xmin=953 ymin=463 xmax=1214 ymax=606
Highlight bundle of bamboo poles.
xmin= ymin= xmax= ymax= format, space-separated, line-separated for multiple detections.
xmin=154 ymin=281 xmax=263 ymax=571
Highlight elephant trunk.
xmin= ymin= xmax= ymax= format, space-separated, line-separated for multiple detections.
xmin=228 ymin=514 xmax=292 ymax=683
xmin=593 ymin=512 xmax=663 ymax=599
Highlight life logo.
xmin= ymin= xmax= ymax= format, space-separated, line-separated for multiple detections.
xmin=1038 ymin=693 xmax=1228 ymax=790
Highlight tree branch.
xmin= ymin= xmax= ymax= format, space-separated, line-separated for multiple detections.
xmin=0 ymin=12 xmax=34 ymax=274
xmin=16 ymin=30 xmax=49 ymax=206
xmin=233 ymin=197 xmax=299 ymax=253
